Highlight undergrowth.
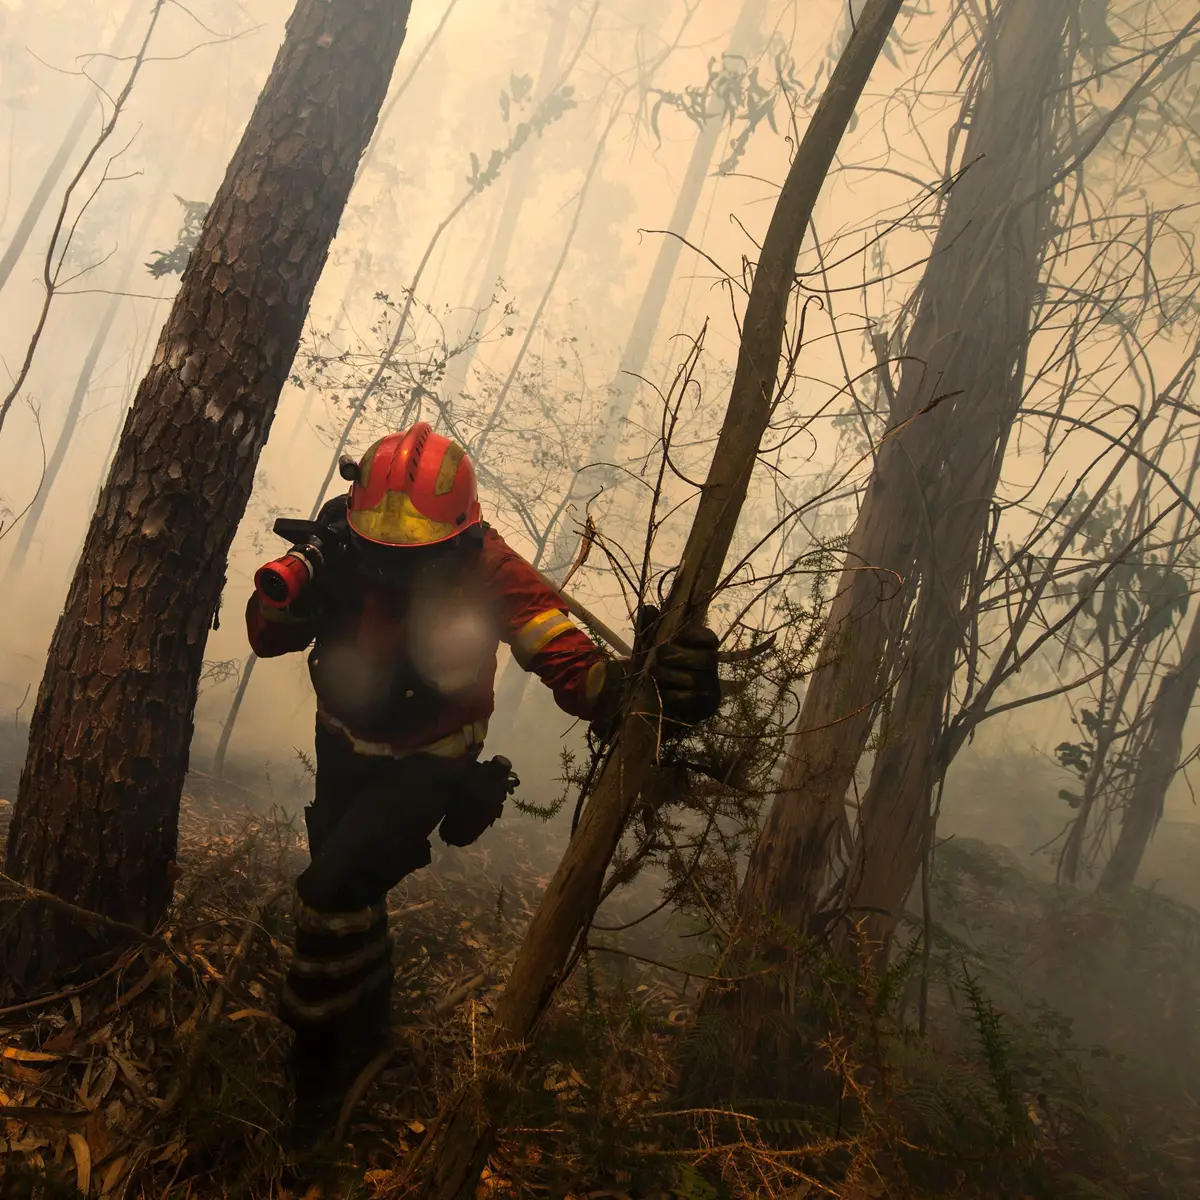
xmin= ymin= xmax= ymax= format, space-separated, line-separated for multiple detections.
xmin=1 ymin=786 xmax=1198 ymax=1198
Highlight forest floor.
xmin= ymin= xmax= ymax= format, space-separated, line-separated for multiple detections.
xmin=2 ymin=758 xmax=1200 ymax=1198
xmin=0 ymin=777 xmax=716 ymax=1200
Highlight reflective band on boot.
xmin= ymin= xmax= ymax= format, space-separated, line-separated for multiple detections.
xmin=281 ymin=888 xmax=395 ymax=1027
xmin=294 ymin=894 xmax=387 ymax=936
xmin=288 ymin=936 xmax=392 ymax=980
xmin=282 ymin=959 xmax=394 ymax=1023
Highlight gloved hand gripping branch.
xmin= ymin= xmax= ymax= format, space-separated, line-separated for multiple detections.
xmin=591 ymin=604 xmax=722 ymax=736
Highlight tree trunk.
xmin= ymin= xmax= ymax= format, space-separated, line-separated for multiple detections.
xmin=1058 ymin=616 xmax=1140 ymax=886
xmin=741 ymin=0 xmax=1071 ymax=936
xmin=419 ymin=6 xmax=904 ymax=1195
xmin=0 ymin=3 xmax=144 ymax=295
xmin=1099 ymin=608 xmax=1200 ymax=891
xmin=0 ymin=0 xmax=411 ymax=996
xmin=437 ymin=0 xmax=574 ymax=408
xmin=842 ymin=0 xmax=1070 ymax=946
xmin=689 ymin=0 xmax=1073 ymax=1099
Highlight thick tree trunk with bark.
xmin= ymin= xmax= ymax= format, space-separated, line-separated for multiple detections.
xmin=0 ymin=0 xmax=411 ymax=996
xmin=686 ymin=0 xmax=1073 ymax=1099
xmin=419 ymin=5 xmax=904 ymax=1195
xmin=1100 ymin=609 xmax=1200 ymax=891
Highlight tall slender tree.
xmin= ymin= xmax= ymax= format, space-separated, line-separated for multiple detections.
xmin=740 ymin=0 xmax=1073 ymax=945
xmin=420 ymin=4 xmax=905 ymax=1194
xmin=0 ymin=0 xmax=413 ymax=995
xmin=696 ymin=0 xmax=1200 ymax=1098
xmin=678 ymin=0 xmax=1075 ymax=1100
xmin=0 ymin=3 xmax=143 ymax=295
xmin=1099 ymin=607 xmax=1200 ymax=890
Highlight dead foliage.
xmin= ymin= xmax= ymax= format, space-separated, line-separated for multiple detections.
xmin=2 ymin=780 xmax=1196 ymax=1200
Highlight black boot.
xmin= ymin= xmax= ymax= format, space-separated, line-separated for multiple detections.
xmin=336 ymin=980 xmax=395 ymax=1126
xmin=287 ymin=1026 xmax=343 ymax=1156
xmin=286 ymin=981 xmax=394 ymax=1154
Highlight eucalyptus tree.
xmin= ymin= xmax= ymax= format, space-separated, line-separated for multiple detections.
xmin=694 ymin=0 xmax=1200 ymax=1096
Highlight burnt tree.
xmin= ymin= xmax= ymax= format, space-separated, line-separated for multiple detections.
xmin=1 ymin=0 xmax=411 ymax=994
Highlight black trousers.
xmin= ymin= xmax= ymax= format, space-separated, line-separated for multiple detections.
xmin=281 ymin=722 xmax=475 ymax=1117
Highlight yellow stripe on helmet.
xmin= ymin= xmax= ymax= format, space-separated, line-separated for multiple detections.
xmin=348 ymin=489 xmax=458 ymax=546
xmin=434 ymin=443 xmax=465 ymax=496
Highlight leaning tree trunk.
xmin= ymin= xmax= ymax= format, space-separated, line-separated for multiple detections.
xmin=690 ymin=0 xmax=1073 ymax=1099
xmin=0 ymin=3 xmax=144 ymax=295
xmin=1099 ymin=607 xmax=1200 ymax=891
xmin=0 ymin=0 xmax=411 ymax=996
xmin=419 ymin=6 xmax=904 ymax=1196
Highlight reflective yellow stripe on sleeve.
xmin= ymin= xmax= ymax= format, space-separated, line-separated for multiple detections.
xmin=509 ymin=609 xmax=577 ymax=669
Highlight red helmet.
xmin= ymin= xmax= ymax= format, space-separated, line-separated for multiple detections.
xmin=345 ymin=423 xmax=483 ymax=547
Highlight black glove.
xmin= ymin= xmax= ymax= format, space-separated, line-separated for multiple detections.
xmin=588 ymin=609 xmax=723 ymax=739
xmin=641 ymin=605 xmax=722 ymax=728
xmin=652 ymin=629 xmax=721 ymax=726
xmin=438 ymin=756 xmax=520 ymax=847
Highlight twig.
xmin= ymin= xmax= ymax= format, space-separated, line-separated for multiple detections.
xmin=0 ymin=1107 xmax=90 ymax=1129
xmin=539 ymin=569 xmax=633 ymax=657
xmin=0 ymin=952 xmax=132 ymax=1018
xmin=434 ymin=971 xmax=490 ymax=1018
xmin=335 ymin=1043 xmax=398 ymax=1139
xmin=560 ymin=515 xmax=598 ymax=592
xmin=0 ymin=0 xmax=166 ymax=434
xmin=588 ymin=942 xmax=776 ymax=984
xmin=202 ymin=883 xmax=289 ymax=1023
xmin=0 ymin=870 xmax=176 ymax=959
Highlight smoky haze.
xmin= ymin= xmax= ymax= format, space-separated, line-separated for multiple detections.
xmin=1 ymin=0 xmax=1198 ymax=920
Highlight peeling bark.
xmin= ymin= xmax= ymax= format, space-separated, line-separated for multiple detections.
xmin=1 ymin=0 xmax=411 ymax=996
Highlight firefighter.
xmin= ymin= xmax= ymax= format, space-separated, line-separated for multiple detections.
xmin=245 ymin=423 xmax=721 ymax=1148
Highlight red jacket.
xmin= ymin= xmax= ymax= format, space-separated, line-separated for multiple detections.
xmin=246 ymin=522 xmax=609 ymax=753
